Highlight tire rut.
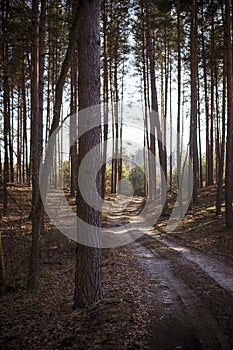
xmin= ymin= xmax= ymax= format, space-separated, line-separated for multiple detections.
xmin=105 ymin=196 xmax=233 ymax=349
xmin=133 ymin=239 xmax=233 ymax=349
xmin=150 ymin=234 xmax=233 ymax=294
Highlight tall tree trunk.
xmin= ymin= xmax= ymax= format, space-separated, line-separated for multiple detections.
xmin=214 ymin=31 xmax=220 ymax=182
xmin=201 ymin=3 xmax=210 ymax=187
xmin=197 ymin=75 xmax=203 ymax=188
xmin=0 ymin=147 xmax=2 ymax=180
xmin=145 ymin=0 xmax=168 ymax=212
xmin=2 ymin=0 xmax=10 ymax=216
xmin=216 ymin=4 xmax=226 ymax=216
xmin=74 ymin=0 xmax=102 ymax=309
xmin=209 ymin=5 xmax=215 ymax=186
xmin=109 ymin=24 xmax=115 ymax=194
xmin=101 ymin=0 xmax=109 ymax=199
xmin=118 ymin=64 xmax=124 ymax=190
xmin=39 ymin=0 xmax=46 ymax=162
xmin=142 ymin=12 xmax=150 ymax=196
xmin=146 ymin=4 xmax=156 ymax=200
xmin=22 ymin=62 xmax=29 ymax=184
xmin=190 ymin=0 xmax=199 ymax=204
xmin=9 ymin=89 xmax=14 ymax=183
xmin=70 ymin=53 xmax=78 ymax=197
xmin=177 ymin=0 xmax=182 ymax=206
xmin=225 ymin=0 xmax=233 ymax=228
xmin=28 ymin=0 xmax=40 ymax=290
xmin=163 ymin=29 xmax=168 ymax=192
xmin=28 ymin=2 xmax=80 ymax=290
xmin=17 ymin=91 xmax=22 ymax=183
xmin=38 ymin=0 xmax=46 ymax=234
xmin=113 ymin=29 xmax=119 ymax=194
xmin=0 ymin=233 xmax=5 ymax=295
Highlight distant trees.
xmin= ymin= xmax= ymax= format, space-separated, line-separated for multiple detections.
xmin=132 ymin=0 xmax=170 ymax=211
xmin=132 ymin=0 xmax=233 ymax=214
xmin=102 ymin=0 xmax=130 ymax=195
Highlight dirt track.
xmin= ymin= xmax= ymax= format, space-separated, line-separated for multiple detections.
xmin=1 ymin=189 xmax=233 ymax=349
xmin=108 ymin=196 xmax=233 ymax=350
xmin=133 ymin=235 xmax=233 ymax=349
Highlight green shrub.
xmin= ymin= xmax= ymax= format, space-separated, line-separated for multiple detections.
xmin=128 ymin=165 xmax=145 ymax=196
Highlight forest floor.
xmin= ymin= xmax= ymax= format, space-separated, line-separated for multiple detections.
xmin=0 ymin=185 xmax=233 ymax=349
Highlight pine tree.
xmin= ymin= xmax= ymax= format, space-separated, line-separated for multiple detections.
xmin=74 ymin=0 xmax=102 ymax=309
xmin=225 ymin=0 xmax=233 ymax=228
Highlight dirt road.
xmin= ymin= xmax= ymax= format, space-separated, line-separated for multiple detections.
xmin=1 ymin=190 xmax=233 ymax=349
xmin=134 ymin=235 xmax=233 ymax=349
xmin=105 ymin=196 xmax=233 ymax=349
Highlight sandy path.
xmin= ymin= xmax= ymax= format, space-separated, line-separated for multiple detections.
xmin=110 ymin=197 xmax=233 ymax=349
xmin=133 ymin=237 xmax=233 ymax=349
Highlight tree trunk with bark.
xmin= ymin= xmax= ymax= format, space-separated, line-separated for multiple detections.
xmin=74 ymin=0 xmax=102 ymax=309
xmin=28 ymin=0 xmax=40 ymax=290
xmin=190 ymin=0 xmax=199 ymax=204
xmin=225 ymin=0 xmax=233 ymax=228
xmin=70 ymin=53 xmax=78 ymax=197
xmin=28 ymin=1 xmax=80 ymax=290
xmin=216 ymin=4 xmax=226 ymax=216
xmin=2 ymin=0 xmax=10 ymax=216
xmin=101 ymin=0 xmax=109 ymax=199
xmin=145 ymin=0 xmax=168 ymax=212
